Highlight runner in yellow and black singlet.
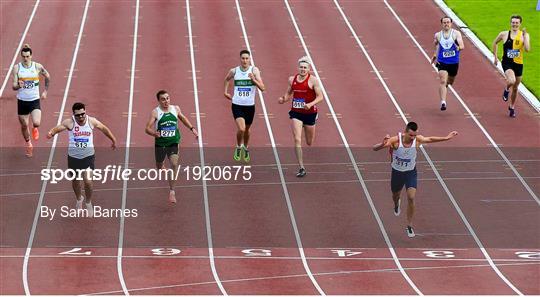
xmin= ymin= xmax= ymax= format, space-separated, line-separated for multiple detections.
xmin=492 ymin=15 xmax=530 ymax=117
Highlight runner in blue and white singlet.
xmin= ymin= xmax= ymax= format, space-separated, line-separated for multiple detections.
xmin=374 ymin=122 xmax=458 ymax=238
xmin=437 ymin=29 xmax=460 ymax=65
xmin=431 ymin=17 xmax=464 ymax=111
xmin=391 ymin=132 xmax=417 ymax=172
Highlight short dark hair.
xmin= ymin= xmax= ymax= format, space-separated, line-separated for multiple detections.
xmin=240 ymin=49 xmax=250 ymax=56
xmin=156 ymin=89 xmax=168 ymax=100
xmin=21 ymin=44 xmax=32 ymax=55
xmin=510 ymin=15 xmax=522 ymax=23
xmin=72 ymin=102 xmax=85 ymax=112
xmin=406 ymin=122 xmax=418 ymax=132
xmin=440 ymin=16 xmax=452 ymax=23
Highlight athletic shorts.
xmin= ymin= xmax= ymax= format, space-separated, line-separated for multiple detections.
xmin=155 ymin=143 xmax=179 ymax=163
xmin=502 ymin=62 xmax=523 ymax=77
xmin=390 ymin=167 xmax=417 ymax=193
xmin=289 ymin=110 xmax=318 ymax=126
xmin=436 ymin=62 xmax=459 ymax=77
xmin=17 ymin=99 xmax=40 ymax=115
xmin=231 ymin=103 xmax=255 ymax=125
xmin=68 ymin=154 xmax=95 ymax=170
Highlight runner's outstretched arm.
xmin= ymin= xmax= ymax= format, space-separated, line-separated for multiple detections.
xmin=416 ymin=131 xmax=458 ymax=144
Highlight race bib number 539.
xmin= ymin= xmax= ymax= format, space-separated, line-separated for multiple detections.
xmin=23 ymin=80 xmax=35 ymax=89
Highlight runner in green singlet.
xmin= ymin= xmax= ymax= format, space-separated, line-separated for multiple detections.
xmin=145 ymin=90 xmax=198 ymax=204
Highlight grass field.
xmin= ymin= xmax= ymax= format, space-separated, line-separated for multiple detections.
xmin=444 ymin=0 xmax=539 ymax=98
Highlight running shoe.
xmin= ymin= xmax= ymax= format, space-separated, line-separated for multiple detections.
xmin=169 ymin=190 xmax=177 ymax=204
xmin=509 ymin=107 xmax=516 ymax=118
xmin=440 ymin=102 xmax=446 ymax=111
xmin=233 ymin=147 xmax=242 ymax=161
xmin=32 ymin=128 xmax=39 ymax=140
xmin=296 ymin=167 xmax=306 ymax=178
xmin=76 ymin=196 xmax=84 ymax=210
xmin=502 ymin=88 xmax=509 ymax=101
xmin=86 ymin=202 xmax=94 ymax=218
xmin=25 ymin=141 xmax=33 ymax=158
xmin=243 ymin=148 xmax=250 ymax=163
xmin=406 ymin=226 xmax=415 ymax=238
xmin=394 ymin=198 xmax=401 ymax=216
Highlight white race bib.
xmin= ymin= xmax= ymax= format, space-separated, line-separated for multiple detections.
xmin=160 ymin=129 xmax=176 ymax=137
xmin=237 ymin=87 xmax=251 ymax=97
xmin=292 ymin=98 xmax=305 ymax=109
xmin=74 ymin=139 xmax=89 ymax=148
xmin=507 ymin=49 xmax=520 ymax=59
xmin=442 ymin=50 xmax=456 ymax=58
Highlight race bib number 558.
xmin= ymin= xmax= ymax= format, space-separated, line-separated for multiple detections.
xmin=507 ymin=49 xmax=520 ymax=59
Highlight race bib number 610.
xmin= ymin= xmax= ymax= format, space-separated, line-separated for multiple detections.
xmin=292 ymin=98 xmax=305 ymax=109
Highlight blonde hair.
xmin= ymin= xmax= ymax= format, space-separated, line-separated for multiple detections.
xmin=298 ymin=56 xmax=311 ymax=65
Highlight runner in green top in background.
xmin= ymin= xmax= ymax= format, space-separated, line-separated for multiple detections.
xmin=145 ymin=90 xmax=198 ymax=204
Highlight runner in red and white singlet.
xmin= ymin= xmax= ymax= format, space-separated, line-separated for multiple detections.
xmin=279 ymin=56 xmax=323 ymax=177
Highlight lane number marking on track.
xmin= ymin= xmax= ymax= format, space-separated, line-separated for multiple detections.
xmin=331 ymin=249 xmax=363 ymax=257
xmin=58 ymin=247 xmax=92 ymax=256
xmin=242 ymin=249 xmax=272 ymax=257
xmin=423 ymin=250 xmax=455 ymax=258
xmin=151 ymin=248 xmax=181 ymax=256
xmin=515 ymin=251 xmax=540 ymax=259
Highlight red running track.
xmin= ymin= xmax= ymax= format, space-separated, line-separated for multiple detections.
xmin=0 ymin=0 xmax=538 ymax=295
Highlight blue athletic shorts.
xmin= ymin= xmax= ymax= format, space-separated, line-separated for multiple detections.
xmin=390 ymin=167 xmax=417 ymax=193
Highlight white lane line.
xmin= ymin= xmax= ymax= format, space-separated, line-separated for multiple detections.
xmin=185 ymin=0 xmax=227 ymax=294
xmin=285 ymin=0 xmax=422 ymax=294
xmin=336 ymin=0 xmax=523 ymax=294
xmin=116 ymin=0 xmax=140 ymax=295
xmin=80 ymin=261 xmax=539 ymax=295
xmin=21 ymin=1 xmax=91 ymax=295
xmin=383 ymin=0 xmax=539 ymax=207
xmin=234 ymin=0 xmax=325 ymax=294
xmin=0 ymin=0 xmax=40 ymax=97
